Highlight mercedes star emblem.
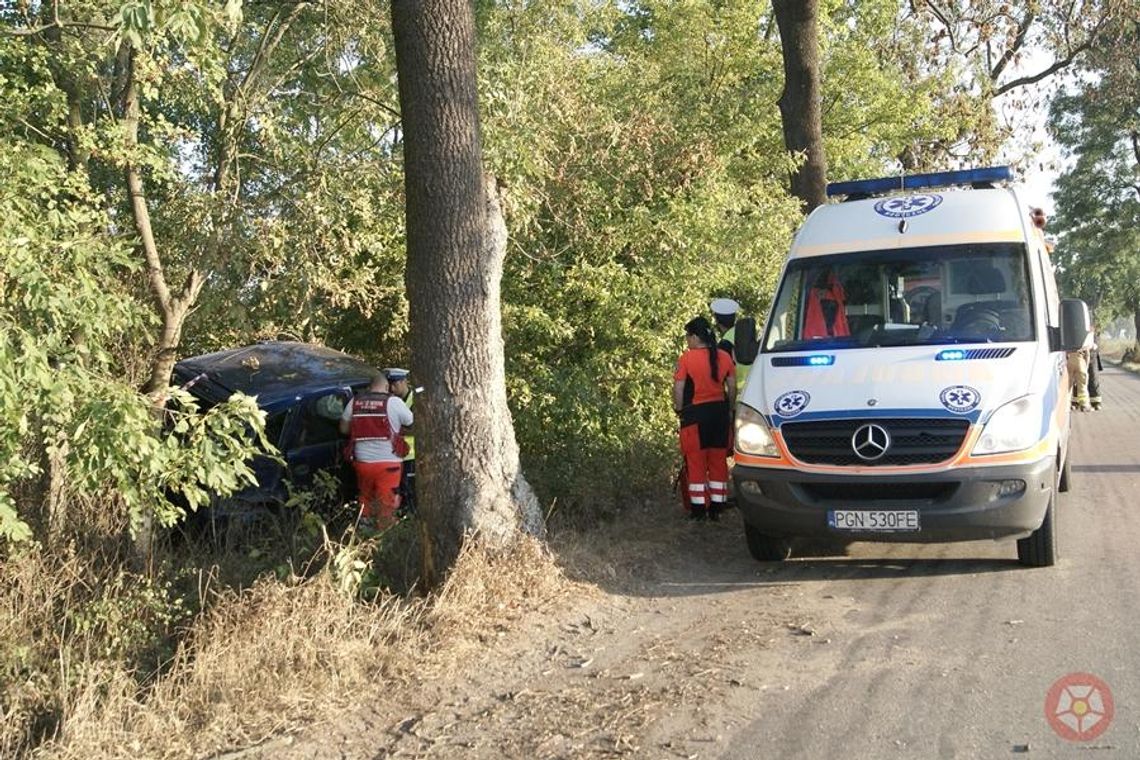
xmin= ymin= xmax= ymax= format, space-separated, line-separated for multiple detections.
xmin=852 ymin=423 xmax=891 ymax=461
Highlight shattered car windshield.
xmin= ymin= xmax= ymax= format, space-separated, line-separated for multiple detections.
xmin=762 ymin=243 xmax=1035 ymax=353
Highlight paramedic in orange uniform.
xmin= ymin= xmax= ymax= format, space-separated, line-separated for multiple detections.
xmin=673 ymin=316 xmax=736 ymax=520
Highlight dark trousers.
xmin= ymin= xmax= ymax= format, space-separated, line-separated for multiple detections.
xmin=1088 ymin=349 xmax=1102 ymax=403
xmin=399 ymin=459 xmax=416 ymax=515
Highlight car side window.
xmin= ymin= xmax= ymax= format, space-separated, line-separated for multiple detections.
xmin=264 ymin=412 xmax=287 ymax=448
xmin=298 ymin=392 xmax=347 ymax=447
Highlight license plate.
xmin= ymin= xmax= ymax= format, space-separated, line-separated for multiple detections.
xmin=828 ymin=509 xmax=920 ymax=532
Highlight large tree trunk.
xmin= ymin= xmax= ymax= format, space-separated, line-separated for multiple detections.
xmin=1132 ymin=302 xmax=1140 ymax=352
xmin=773 ymin=0 xmax=827 ymax=213
xmin=391 ymin=0 xmax=543 ymax=588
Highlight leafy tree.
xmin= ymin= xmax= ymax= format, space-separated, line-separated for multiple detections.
xmin=0 ymin=141 xmax=268 ymax=545
xmin=899 ymin=0 xmax=1123 ymax=167
xmin=1049 ymin=11 xmax=1140 ymax=337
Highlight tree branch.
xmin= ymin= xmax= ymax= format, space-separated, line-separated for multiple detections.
xmin=994 ymin=39 xmax=1093 ymax=96
xmin=989 ymin=10 xmax=1035 ymax=83
xmin=2 ymin=0 xmax=115 ymax=38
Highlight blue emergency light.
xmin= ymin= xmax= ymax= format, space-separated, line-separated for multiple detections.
xmin=771 ymin=354 xmax=835 ymax=367
xmin=826 ymin=166 xmax=1014 ymax=199
xmin=936 ymin=349 xmax=967 ymax=361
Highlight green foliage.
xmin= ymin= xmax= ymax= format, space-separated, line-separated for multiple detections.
xmin=0 ymin=141 xmax=269 ymax=543
xmin=1048 ymin=13 xmax=1140 ymax=317
xmin=474 ymin=1 xmax=793 ymax=510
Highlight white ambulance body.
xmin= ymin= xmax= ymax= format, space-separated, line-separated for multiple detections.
xmin=732 ymin=167 xmax=1091 ymax=567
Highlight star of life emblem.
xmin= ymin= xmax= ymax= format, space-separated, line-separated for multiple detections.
xmin=939 ymin=385 xmax=980 ymax=414
xmin=873 ymin=194 xmax=943 ymax=218
xmin=774 ymin=390 xmax=810 ymax=418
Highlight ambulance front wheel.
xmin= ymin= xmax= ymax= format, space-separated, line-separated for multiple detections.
xmin=745 ymin=523 xmax=792 ymax=562
xmin=1016 ymin=463 xmax=1059 ymax=568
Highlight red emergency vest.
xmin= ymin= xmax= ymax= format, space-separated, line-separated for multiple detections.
xmin=349 ymin=392 xmax=393 ymax=441
xmin=804 ymin=274 xmax=850 ymax=339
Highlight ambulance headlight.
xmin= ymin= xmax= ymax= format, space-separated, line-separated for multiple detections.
xmin=971 ymin=395 xmax=1044 ymax=455
xmin=736 ymin=404 xmax=778 ymax=457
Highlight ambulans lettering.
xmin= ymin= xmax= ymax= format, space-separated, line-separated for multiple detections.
xmin=873 ymin=194 xmax=943 ymax=218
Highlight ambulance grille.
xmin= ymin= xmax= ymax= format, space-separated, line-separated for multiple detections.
xmin=781 ymin=418 xmax=970 ymax=466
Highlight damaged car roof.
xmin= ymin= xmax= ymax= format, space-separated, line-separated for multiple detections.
xmin=172 ymin=341 xmax=375 ymax=413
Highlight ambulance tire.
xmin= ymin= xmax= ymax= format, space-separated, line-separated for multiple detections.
xmin=1058 ymin=450 xmax=1071 ymax=493
xmin=1017 ymin=464 xmax=1058 ymax=567
xmin=745 ymin=523 xmax=791 ymax=562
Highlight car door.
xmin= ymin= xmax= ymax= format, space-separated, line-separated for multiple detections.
xmin=284 ymin=389 xmax=352 ymax=491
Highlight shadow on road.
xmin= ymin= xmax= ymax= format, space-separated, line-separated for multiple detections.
xmin=553 ymin=506 xmax=1023 ymax=600
xmin=1071 ymin=464 xmax=1140 ymax=474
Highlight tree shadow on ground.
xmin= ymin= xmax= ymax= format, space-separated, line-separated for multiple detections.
xmin=550 ymin=502 xmax=1022 ymax=601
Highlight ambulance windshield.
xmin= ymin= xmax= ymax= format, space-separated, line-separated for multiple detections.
xmin=763 ymin=243 xmax=1035 ymax=353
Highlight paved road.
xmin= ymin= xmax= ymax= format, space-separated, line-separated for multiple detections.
xmin=722 ymin=364 xmax=1140 ymax=758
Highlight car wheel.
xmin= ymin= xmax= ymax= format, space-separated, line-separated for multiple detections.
xmin=1017 ymin=462 xmax=1059 ymax=567
xmin=745 ymin=522 xmax=791 ymax=562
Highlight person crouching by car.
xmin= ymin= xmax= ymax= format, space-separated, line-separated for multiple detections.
xmin=339 ymin=372 xmax=414 ymax=527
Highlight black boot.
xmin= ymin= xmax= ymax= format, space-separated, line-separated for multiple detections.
xmin=707 ymin=503 xmax=722 ymax=521
xmin=688 ymin=505 xmax=707 ymax=521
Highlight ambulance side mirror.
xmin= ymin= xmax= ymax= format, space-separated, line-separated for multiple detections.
xmin=1059 ymin=298 xmax=1091 ymax=352
xmin=735 ymin=317 xmax=760 ymax=365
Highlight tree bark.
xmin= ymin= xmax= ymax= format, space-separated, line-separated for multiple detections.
xmin=119 ymin=44 xmax=204 ymax=561
xmin=1132 ymin=303 xmax=1140 ymax=352
xmin=119 ymin=45 xmax=204 ymax=396
xmin=773 ymin=0 xmax=827 ymax=213
xmin=391 ymin=0 xmax=544 ymax=587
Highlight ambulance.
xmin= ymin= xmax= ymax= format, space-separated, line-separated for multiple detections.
xmin=731 ymin=167 xmax=1091 ymax=567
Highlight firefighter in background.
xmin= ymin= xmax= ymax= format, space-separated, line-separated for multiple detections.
xmin=711 ymin=297 xmax=752 ymax=390
xmin=1087 ymin=326 xmax=1103 ymax=410
xmin=384 ymin=367 xmax=418 ymax=514
xmin=338 ymin=372 xmax=414 ymax=526
xmin=1068 ymin=329 xmax=1095 ymax=412
xmin=673 ymin=316 xmax=736 ymax=520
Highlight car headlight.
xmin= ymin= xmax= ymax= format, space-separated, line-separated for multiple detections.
xmin=971 ymin=395 xmax=1044 ymax=455
xmin=736 ymin=404 xmax=778 ymax=457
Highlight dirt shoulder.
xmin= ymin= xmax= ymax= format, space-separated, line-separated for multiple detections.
xmin=245 ymin=507 xmax=837 ymax=760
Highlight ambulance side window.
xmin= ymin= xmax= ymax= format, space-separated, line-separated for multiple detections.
xmin=765 ymin=269 xmax=805 ymax=350
xmin=1038 ymin=247 xmax=1060 ymax=327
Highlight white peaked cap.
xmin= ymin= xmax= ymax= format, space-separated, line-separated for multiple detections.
xmin=710 ymin=298 xmax=740 ymax=316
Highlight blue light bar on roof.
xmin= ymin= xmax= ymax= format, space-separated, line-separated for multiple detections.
xmin=826 ymin=166 xmax=1015 ymax=198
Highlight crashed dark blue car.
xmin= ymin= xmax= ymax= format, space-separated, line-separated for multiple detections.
xmin=172 ymin=341 xmax=374 ymax=509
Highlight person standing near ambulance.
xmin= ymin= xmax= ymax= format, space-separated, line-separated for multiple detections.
xmin=673 ymin=316 xmax=736 ymax=520
xmin=711 ymin=297 xmax=753 ymax=391
xmin=339 ymin=372 xmax=414 ymax=526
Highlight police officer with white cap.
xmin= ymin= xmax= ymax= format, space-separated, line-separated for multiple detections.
xmin=384 ymin=368 xmax=417 ymax=514
xmin=710 ymin=298 xmax=751 ymax=390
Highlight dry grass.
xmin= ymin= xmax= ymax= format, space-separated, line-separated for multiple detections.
xmin=551 ymin=502 xmax=692 ymax=590
xmin=3 ymin=527 xmax=582 ymax=760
